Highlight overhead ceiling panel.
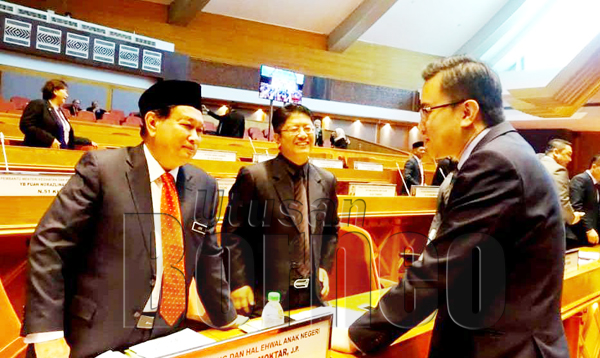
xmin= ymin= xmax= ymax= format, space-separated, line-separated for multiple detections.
xmin=358 ymin=0 xmax=510 ymax=56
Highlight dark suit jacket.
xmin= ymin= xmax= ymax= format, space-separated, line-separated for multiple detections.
xmin=349 ymin=122 xmax=568 ymax=358
xmin=23 ymin=145 xmax=236 ymax=358
xmin=20 ymin=99 xmax=91 ymax=149
xmin=86 ymin=106 xmax=106 ymax=120
xmin=314 ymin=128 xmax=323 ymax=147
xmin=567 ymin=172 xmax=599 ymax=245
xmin=431 ymin=157 xmax=457 ymax=186
xmin=208 ymin=110 xmax=245 ymax=138
xmin=221 ymin=154 xmax=339 ymax=313
xmin=403 ymin=156 xmax=423 ymax=192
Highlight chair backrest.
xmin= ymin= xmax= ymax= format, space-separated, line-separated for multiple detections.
xmin=262 ymin=128 xmax=274 ymax=141
xmin=203 ymin=121 xmax=216 ymax=132
xmin=325 ymin=224 xmax=381 ymax=300
xmin=248 ymin=127 xmax=265 ymax=140
xmin=9 ymin=96 xmax=29 ymax=110
xmin=122 ymin=116 xmax=142 ymax=127
xmin=99 ymin=112 xmax=120 ymax=125
xmin=60 ymin=107 xmax=72 ymax=119
xmin=76 ymin=110 xmax=96 ymax=122
xmin=110 ymin=109 xmax=125 ymax=124
xmin=0 ymin=101 xmax=16 ymax=113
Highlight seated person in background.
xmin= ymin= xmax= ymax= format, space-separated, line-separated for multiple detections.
xmin=330 ymin=128 xmax=350 ymax=149
xmin=431 ymin=156 xmax=457 ymax=186
xmin=202 ymin=102 xmax=245 ymax=138
xmin=314 ymin=119 xmax=324 ymax=146
xmin=402 ymin=141 xmax=426 ymax=194
xmin=20 ymin=79 xmax=95 ymax=149
xmin=64 ymin=99 xmax=82 ymax=117
xmin=86 ymin=100 xmax=107 ymax=120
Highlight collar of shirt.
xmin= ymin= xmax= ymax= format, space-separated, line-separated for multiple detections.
xmin=276 ymin=153 xmax=308 ymax=179
xmin=457 ymin=127 xmax=492 ymax=170
xmin=586 ymin=170 xmax=598 ymax=185
xmin=143 ymin=144 xmax=179 ymax=183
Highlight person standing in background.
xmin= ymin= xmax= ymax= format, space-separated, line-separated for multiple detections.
xmin=20 ymin=79 xmax=96 ymax=149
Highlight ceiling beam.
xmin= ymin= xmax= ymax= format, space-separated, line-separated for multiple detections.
xmin=168 ymin=0 xmax=211 ymax=26
xmin=327 ymin=0 xmax=398 ymax=53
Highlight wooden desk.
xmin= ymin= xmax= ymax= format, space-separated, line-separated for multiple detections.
xmin=0 ymin=113 xmax=436 ymax=173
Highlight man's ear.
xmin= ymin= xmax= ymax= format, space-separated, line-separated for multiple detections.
xmin=459 ymin=99 xmax=480 ymax=128
xmin=145 ymin=111 xmax=159 ymax=138
xmin=274 ymin=132 xmax=281 ymax=146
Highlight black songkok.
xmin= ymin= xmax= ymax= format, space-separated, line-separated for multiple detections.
xmin=138 ymin=80 xmax=202 ymax=117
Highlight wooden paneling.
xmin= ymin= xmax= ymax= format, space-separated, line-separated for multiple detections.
xmin=12 ymin=0 xmax=439 ymax=90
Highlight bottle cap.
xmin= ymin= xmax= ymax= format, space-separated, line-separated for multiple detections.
xmin=267 ymin=292 xmax=280 ymax=302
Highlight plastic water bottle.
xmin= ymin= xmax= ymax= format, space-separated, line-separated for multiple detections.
xmin=262 ymin=292 xmax=284 ymax=328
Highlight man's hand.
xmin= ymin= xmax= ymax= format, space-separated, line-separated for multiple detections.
xmin=231 ymin=285 xmax=255 ymax=315
xmin=51 ymin=139 xmax=61 ymax=149
xmin=34 ymin=338 xmax=70 ymax=358
xmin=573 ymin=211 xmax=585 ymax=225
xmin=586 ymin=229 xmax=599 ymax=245
xmin=331 ymin=327 xmax=358 ymax=353
xmin=201 ymin=105 xmax=208 ymax=114
xmin=318 ymin=268 xmax=329 ymax=297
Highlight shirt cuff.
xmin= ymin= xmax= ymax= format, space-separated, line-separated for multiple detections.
xmin=24 ymin=331 xmax=64 ymax=344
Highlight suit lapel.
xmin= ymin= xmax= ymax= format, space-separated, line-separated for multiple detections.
xmin=125 ymin=145 xmax=156 ymax=276
xmin=270 ymin=158 xmax=302 ymax=233
xmin=307 ymin=165 xmax=325 ymax=235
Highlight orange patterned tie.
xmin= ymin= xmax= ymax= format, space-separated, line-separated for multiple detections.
xmin=159 ymin=172 xmax=186 ymax=326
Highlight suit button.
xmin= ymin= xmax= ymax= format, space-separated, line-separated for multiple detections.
xmin=150 ymin=278 xmax=156 ymax=286
xmin=133 ymin=311 xmax=141 ymax=318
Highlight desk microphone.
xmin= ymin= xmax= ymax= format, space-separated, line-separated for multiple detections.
xmin=0 ymin=132 xmax=8 ymax=171
xmin=248 ymin=136 xmax=256 ymax=154
xmin=396 ymin=162 xmax=411 ymax=196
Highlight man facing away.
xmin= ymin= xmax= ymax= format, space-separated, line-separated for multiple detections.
xmin=332 ymin=56 xmax=568 ymax=358
xmin=23 ymin=80 xmax=244 ymax=358
xmin=221 ymin=103 xmax=339 ymax=317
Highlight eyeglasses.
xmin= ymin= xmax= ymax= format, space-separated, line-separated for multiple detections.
xmin=419 ymin=100 xmax=467 ymax=119
xmin=281 ymin=125 xmax=315 ymax=135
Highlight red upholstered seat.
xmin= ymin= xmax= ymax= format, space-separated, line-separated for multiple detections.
xmin=203 ymin=121 xmax=216 ymax=133
xmin=262 ymin=128 xmax=274 ymax=141
xmin=248 ymin=127 xmax=265 ymax=140
xmin=98 ymin=112 xmax=120 ymax=125
xmin=0 ymin=101 xmax=16 ymax=112
xmin=9 ymin=96 xmax=29 ymax=110
xmin=110 ymin=110 xmax=125 ymax=124
xmin=76 ymin=110 xmax=96 ymax=122
xmin=122 ymin=116 xmax=142 ymax=127
xmin=325 ymin=224 xmax=381 ymax=300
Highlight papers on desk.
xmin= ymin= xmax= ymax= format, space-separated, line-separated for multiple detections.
xmin=291 ymin=306 xmax=364 ymax=328
xmin=96 ymin=351 xmax=128 ymax=357
xmin=579 ymin=250 xmax=600 ymax=266
xmin=127 ymin=328 xmax=215 ymax=358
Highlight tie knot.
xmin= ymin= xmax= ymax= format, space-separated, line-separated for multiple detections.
xmin=161 ymin=172 xmax=175 ymax=187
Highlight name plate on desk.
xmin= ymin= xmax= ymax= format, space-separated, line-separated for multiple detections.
xmin=354 ymin=161 xmax=383 ymax=171
xmin=310 ymin=158 xmax=344 ymax=169
xmin=565 ymin=249 xmax=579 ymax=273
xmin=0 ymin=172 xmax=71 ymax=196
xmin=411 ymin=185 xmax=440 ymax=198
xmin=253 ymin=154 xmax=276 ymax=163
xmin=217 ymin=178 xmax=236 ymax=196
xmin=349 ymin=183 xmax=396 ymax=197
xmin=155 ymin=314 xmax=332 ymax=358
xmin=193 ymin=149 xmax=237 ymax=162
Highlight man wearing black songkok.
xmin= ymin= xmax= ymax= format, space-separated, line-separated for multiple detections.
xmin=23 ymin=80 xmax=244 ymax=358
